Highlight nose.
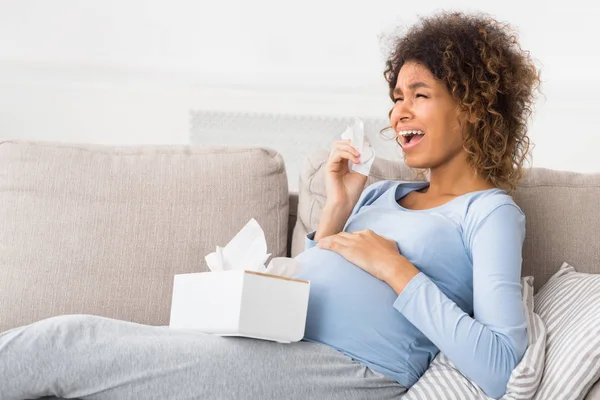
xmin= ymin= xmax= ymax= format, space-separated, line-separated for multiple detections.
xmin=390 ymin=100 xmax=413 ymax=129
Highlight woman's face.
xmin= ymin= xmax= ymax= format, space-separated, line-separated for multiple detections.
xmin=390 ymin=61 xmax=467 ymax=170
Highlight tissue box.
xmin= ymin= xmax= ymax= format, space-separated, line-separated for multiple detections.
xmin=169 ymin=270 xmax=311 ymax=343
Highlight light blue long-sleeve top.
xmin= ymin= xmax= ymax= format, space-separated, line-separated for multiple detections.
xmin=293 ymin=180 xmax=528 ymax=399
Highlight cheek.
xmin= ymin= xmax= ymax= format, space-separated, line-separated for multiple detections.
xmin=428 ymin=111 xmax=463 ymax=144
xmin=389 ymin=104 xmax=399 ymax=127
xmin=448 ymin=116 xmax=467 ymax=145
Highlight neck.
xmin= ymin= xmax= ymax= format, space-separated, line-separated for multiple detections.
xmin=425 ymin=154 xmax=494 ymax=196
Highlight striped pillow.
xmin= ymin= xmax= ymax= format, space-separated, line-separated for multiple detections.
xmin=402 ymin=276 xmax=546 ymax=400
xmin=532 ymin=262 xmax=600 ymax=399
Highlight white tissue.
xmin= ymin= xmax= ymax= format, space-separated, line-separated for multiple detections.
xmin=204 ymin=218 xmax=302 ymax=277
xmin=340 ymin=119 xmax=376 ymax=176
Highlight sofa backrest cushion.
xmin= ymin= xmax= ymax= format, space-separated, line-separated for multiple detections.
xmin=0 ymin=140 xmax=288 ymax=332
xmin=292 ymin=150 xmax=600 ymax=291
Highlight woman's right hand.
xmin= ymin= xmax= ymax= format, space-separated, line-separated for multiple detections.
xmin=324 ymin=139 xmax=368 ymax=213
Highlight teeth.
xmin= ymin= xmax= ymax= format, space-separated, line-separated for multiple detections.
xmin=398 ymin=130 xmax=424 ymax=136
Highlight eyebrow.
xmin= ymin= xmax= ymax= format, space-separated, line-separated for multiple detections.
xmin=393 ymin=82 xmax=431 ymax=96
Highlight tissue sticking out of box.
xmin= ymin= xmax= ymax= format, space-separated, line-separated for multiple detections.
xmin=205 ymin=218 xmax=270 ymax=272
xmin=340 ymin=118 xmax=376 ymax=176
xmin=204 ymin=218 xmax=301 ymax=277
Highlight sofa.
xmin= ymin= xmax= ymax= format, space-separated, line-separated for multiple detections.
xmin=1 ymin=139 xmax=599 ymax=399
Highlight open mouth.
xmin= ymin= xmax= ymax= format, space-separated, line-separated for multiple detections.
xmin=399 ymin=130 xmax=425 ymax=148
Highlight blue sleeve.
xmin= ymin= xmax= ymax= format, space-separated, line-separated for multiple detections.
xmin=393 ymin=204 xmax=527 ymax=399
xmin=305 ymin=231 xmax=318 ymax=250
xmin=304 ymin=180 xmax=396 ymax=251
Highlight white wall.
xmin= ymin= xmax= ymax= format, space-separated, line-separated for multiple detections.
xmin=0 ymin=0 xmax=598 ymax=174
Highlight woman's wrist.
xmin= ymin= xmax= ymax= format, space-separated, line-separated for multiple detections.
xmin=384 ymin=256 xmax=420 ymax=295
xmin=314 ymin=203 xmax=353 ymax=241
xmin=323 ymin=199 xmax=353 ymax=217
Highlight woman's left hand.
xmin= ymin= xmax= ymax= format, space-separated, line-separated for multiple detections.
xmin=317 ymin=229 xmax=420 ymax=293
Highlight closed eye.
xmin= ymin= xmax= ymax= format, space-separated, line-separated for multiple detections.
xmin=394 ymin=94 xmax=427 ymax=103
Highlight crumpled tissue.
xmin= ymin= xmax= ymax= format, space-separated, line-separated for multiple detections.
xmin=340 ymin=118 xmax=376 ymax=176
xmin=204 ymin=218 xmax=301 ymax=277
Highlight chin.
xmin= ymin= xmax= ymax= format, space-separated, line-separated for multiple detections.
xmin=403 ymin=154 xmax=431 ymax=170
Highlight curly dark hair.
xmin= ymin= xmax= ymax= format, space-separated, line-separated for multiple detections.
xmin=383 ymin=11 xmax=541 ymax=192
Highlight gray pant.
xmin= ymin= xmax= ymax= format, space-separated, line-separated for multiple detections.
xmin=0 ymin=315 xmax=407 ymax=400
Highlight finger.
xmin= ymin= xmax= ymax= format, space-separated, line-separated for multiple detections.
xmin=319 ymin=234 xmax=353 ymax=247
xmin=317 ymin=234 xmax=353 ymax=250
xmin=329 ymin=148 xmax=360 ymax=162
xmin=335 ymin=232 xmax=358 ymax=243
xmin=332 ymin=142 xmax=361 ymax=157
xmin=329 ymin=149 xmax=361 ymax=165
xmin=333 ymin=139 xmax=354 ymax=147
xmin=352 ymin=230 xmax=397 ymax=249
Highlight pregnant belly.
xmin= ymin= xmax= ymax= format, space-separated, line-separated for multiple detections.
xmin=293 ymin=247 xmax=407 ymax=347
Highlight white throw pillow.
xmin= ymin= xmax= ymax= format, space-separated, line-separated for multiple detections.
xmin=402 ymin=276 xmax=546 ymax=400
xmin=531 ymin=262 xmax=600 ymax=400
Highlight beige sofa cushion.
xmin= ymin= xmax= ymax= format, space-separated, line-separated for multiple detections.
xmin=512 ymin=168 xmax=600 ymax=290
xmin=0 ymin=140 xmax=289 ymax=332
xmin=292 ymin=150 xmax=600 ymax=290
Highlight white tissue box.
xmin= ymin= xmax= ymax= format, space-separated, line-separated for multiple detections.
xmin=169 ymin=270 xmax=311 ymax=343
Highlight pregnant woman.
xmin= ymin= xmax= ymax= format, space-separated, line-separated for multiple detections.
xmin=0 ymin=10 xmax=540 ymax=400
